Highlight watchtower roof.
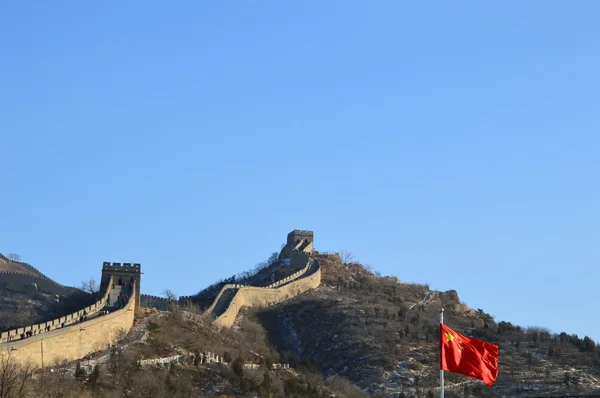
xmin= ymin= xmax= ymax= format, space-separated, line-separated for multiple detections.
xmin=287 ymin=230 xmax=314 ymax=238
xmin=102 ymin=262 xmax=141 ymax=272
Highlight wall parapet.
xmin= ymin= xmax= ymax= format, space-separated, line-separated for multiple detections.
xmin=0 ymin=275 xmax=114 ymax=344
xmin=0 ymin=254 xmax=77 ymax=294
xmin=102 ymin=262 xmax=141 ymax=273
xmin=0 ymin=271 xmax=76 ymax=296
xmin=266 ymin=255 xmax=311 ymax=289
xmin=203 ymin=284 xmax=246 ymax=315
xmin=140 ymin=294 xmax=174 ymax=310
xmin=213 ymin=257 xmax=321 ymax=328
xmin=1 ymin=285 xmax=136 ymax=368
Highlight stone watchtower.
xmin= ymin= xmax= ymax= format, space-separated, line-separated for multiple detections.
xmin=279 ymin=229 xmax=314 ymax=260
xmin=101 ymin=262 xmax=142 ymax=307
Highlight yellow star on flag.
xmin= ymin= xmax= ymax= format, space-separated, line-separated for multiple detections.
xmin=445 ymin=331 xmax=464 ymax=350
xmin=445 ymin=332 xmax=454 ymax=342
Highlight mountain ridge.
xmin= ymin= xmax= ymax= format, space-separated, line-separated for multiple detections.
xmin=1 ymin=233 xmax=599 ymax=397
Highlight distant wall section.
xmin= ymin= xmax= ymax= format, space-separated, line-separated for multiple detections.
xmin=279 ymin=230 xmax=314 ymax=260
xmin=0 ymin=272 xmax=75 ymax=296
xmin=140 ymin=294 xmax=172 ymax=310
xmin=0 ymin=254 xmax=77 ymax=296
xmin=214 ymin=257 xmax=321 ymax=328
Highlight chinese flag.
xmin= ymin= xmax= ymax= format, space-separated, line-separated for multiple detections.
xmin=440 ymin=324 xmax=499 ymax=386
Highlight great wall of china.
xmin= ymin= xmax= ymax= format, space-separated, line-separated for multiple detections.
xmin=0 ymin=253 xmax=77 ymax=296
xmin=0 ymin=230 xmax=320 ymax=367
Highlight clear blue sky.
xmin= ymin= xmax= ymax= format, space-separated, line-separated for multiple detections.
xmin=1 ymin=2 xmax=598 ymax=343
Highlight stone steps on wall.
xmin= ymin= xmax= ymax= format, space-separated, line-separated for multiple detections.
xmin=108 ymin=285 xmax=123 ymax=307
xmin=107 ymin=284 xmax=134 ymax=310
xmin=211 ymin=287 xmax=239 ymax=319
xmin=212 ymin=255 xmax=321 ymax=328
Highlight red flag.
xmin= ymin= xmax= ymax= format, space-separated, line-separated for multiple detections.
xmin=440 ymin=324 xmax=499 ymax=386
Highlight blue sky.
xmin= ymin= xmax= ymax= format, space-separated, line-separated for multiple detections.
xmin=1 ymin=2 xmax=598 ymax=343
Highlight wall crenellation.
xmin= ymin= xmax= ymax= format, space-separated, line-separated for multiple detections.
xmin=1 ymin=230 xmax=319 ymax=367
xmin=2 ymin=287 xmax=136 ymax=367
xmin=0 ymin=275 xmax=115 ymax=344
xmin=212 ymin=257 xmax=321 ymax=328
xmin=102 ymin=262 xmax=141 ymax=272
xmin=0 ymin=271 xmax=76 ymax=296
xmin=0 ymin=254 xmax=77 ymax=293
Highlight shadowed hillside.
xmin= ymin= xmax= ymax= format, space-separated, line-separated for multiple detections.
xmin=2 ymin=242 xmax=599 ymax=397
xmin=255 ymin=253 xmax=600 ymax=397
xmin=0 ymin=253 xmax=91 ymax=331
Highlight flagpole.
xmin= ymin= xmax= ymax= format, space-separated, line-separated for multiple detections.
xmin=440 ymin=307 xmax=444 ymax=398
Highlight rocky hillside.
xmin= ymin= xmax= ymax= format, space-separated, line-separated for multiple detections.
xmin=0 ymin=253 xmax=47 ymax=277
xmin=2 ymin=251 xmax=599 ymax=397
xmin=254 ymin=253 xmax=600 ymax=397
xmin=0 ymin=253 xmax=90 ymax=331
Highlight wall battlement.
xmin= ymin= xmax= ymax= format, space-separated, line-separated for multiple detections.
xmin=102 ymin=262 xmax=141 ymax=272
xmin=1 ymin=286 xmax=136 ymax=368
xmin=0 ymin=272 xmax=76 ymax=297
xmin=140 ymin=294 xmax=174 ymax=310
xmin=213 ymin=257 xmax=320 ymax=328
xmin=0 ymin=254 xmax=77 ymax=294
xmin=1 ymin=258 xmax=141 ymax=368
xmin=0 ymin=275 xmax=115 ymax=344
xmin=208 ymin=230 xmax=320 ymax=328
xmin=1 ymin=229 xmax=319 ymax=367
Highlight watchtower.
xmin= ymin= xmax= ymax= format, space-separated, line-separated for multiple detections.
xmin=279 ymin=229 xmax=314 ymax=259
xmin=101 ymin=262 xmax=142 ymax=307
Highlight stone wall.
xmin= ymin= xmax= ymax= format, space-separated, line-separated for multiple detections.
xmin=0 ymin=275 xmax=115 ymax=344
xmin=140 ymin=294 xmax=172 ymax=310
xmin=265 ymin=255 xmax=312 ymax=289
xmin=213 ymin=257 xmax=321 ymax=328
xmin=0 ymin=252 xmax=77 ymax=296
xmin=0 ymin=271 xmax=75 ymax=296
xmin=0 ymin=287 xmax=136 ymax=368
xmin=203 ymin=284 xmax=246 ymax=316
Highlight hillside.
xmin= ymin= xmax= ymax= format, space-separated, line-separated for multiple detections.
xmin=0 ymin=253 xmax=49 ymax=277
xmin=1 ymin=245 xmax=599 ymax=397
xmin=254 ymin=253 xmax=600 ymax=397
xmin=0 ymin=253 xmax=88 ymax=331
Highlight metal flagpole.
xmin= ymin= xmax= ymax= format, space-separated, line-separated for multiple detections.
xmin=440 ymin=307 xmax=444 ymax=398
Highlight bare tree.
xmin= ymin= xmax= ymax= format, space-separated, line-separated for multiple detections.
xmin=163 ymin=288 xmax=178 ymax=301
xmin=340 ymin=250 xmax=354 ymax=265
xmin=81 ymin=278 xmax=99 ymax=297
xmin=16 ymin=362 xmax=32 ymax=398
xmin=6 ymin=253 xmax=21 ymax=262
xmin=0 ymin=350 xmax=32 ymax=398
xmin=267 ymin=252 xmax=279 ymax=265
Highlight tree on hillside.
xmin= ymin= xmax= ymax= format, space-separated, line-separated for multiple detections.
xmin=267 ymin=252 xmax=279 ymax=265
xmin=81 ymin=278 xmax=99 ymax=299
xmin=0 ymin=350 xmax=33 ymax=398
xmin=6 ymin=253 xmax=21 ymax=262
xmin=163 ymin=288 xmax=178 ymax=301
xmin=340 ymin=250 xmax=354 ymax=265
